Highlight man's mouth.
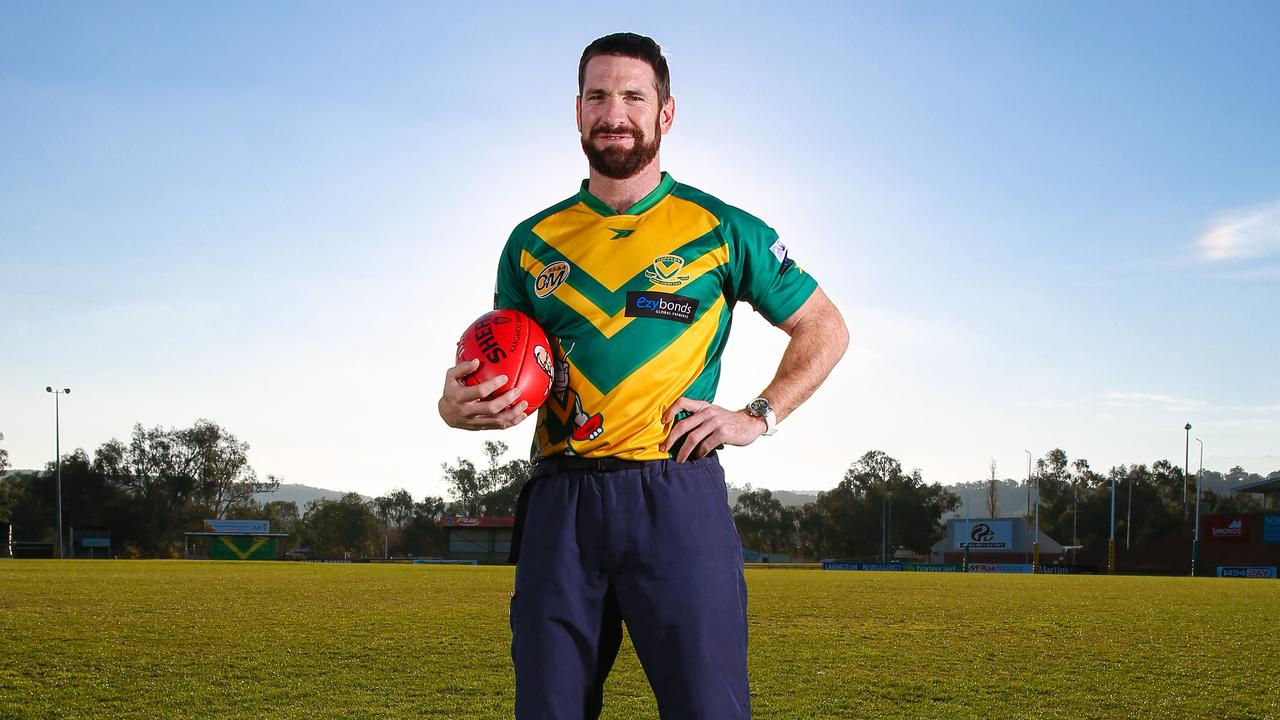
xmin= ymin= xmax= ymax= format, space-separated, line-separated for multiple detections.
xmin=592 ymin=127 xmax=639 ymax=144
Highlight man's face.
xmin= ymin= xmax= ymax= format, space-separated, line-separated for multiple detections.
xmin=577 ymin=55 xmax=675 ymax=180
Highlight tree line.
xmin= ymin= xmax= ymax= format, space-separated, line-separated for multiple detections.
xmin=0 ymin=423 xmax=528 ymax=559
xmin=733 ymin=448 xmax=1275 ymax=563
xmin=3 ymin=422 xmax=1272 ymax=561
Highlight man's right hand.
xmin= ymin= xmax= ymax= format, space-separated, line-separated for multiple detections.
xmin=438 ymin=358 xmax=530 ymax=430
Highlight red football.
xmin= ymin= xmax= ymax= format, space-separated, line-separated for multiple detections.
xmin=455 ymin=309 xmax=553 ymax=415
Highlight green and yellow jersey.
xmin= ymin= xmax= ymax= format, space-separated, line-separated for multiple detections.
xmin=495 ymin=172 xmax=817 ymax=461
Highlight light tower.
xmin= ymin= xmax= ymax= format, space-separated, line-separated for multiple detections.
xmin=46 ymin=386 xmax=71 ymax=558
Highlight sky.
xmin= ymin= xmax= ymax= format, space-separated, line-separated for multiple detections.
xmin=3 ymin=1 xmax=1278 ymax=504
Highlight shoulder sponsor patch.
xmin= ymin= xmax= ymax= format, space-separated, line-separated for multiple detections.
xmin=535 ymin=261 xmax=570 ymax=298
xmin=768 ymin=239 xmax=788 ymax=263
xmin=769 ymin=239 xmax=797 ymax=275
xmin=625 ymin=291 xmax=699 ymax=324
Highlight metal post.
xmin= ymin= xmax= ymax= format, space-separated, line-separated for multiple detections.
xmin=56 ymin=391 xmax=62 ymax=559
xmin=1033 ymin=461 xmax=1040 ymax=574
xmin=881 ymin=476 xmax=889 ymax=563
xmin=46 ymin=386 xmax=71 ymax=559
xmin=1183 ymin=423 xmax=1191 ymax=520
xmin=1109 ymin=468 xmax=1116 ymax=574
xmin=1072 ymin=477 xmax=1079 ymax=566
xmin=1126 ymin=466 xmax=1133 ymax=551
xmin=1193 ymin=438 xmax=1203 ymax=577
xmin=1025 ymin=450 xmax=1032 ymax=564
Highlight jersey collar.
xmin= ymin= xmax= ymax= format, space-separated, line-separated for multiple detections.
xmin=578 ymin=172 xmax=677 ymax=217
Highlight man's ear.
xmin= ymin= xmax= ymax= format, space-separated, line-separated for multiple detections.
xmin=575 ymin=96 xmax=583 ymax=133
xmin=659 ymin=96 xmax=676 ymax=135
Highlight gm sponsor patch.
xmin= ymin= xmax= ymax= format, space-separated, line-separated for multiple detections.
xmin=625 ymin=291 xmax=699 ymax=324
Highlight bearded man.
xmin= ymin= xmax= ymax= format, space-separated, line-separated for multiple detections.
xmin=439 ymin=32 xmax=848 ymax=719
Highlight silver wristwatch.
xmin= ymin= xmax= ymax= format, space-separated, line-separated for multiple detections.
xmin=746 ymin=397 xmax=777 ymax=436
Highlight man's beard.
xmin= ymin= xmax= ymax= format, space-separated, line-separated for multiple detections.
xmin=581 ymin=122 xmax=661 ymax=180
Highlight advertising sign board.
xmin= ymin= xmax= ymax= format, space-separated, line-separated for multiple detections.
xmin=1205 ymin=515 xmax=1249 ymax=543
xmin=821 ymin=562 xmax=904 ymax=571
xmin=954 ymin=520 xmax=1013 ymax=551
xmin=1264 ymin=515 xmax=1280 ymax=544
xmin=440 ymin=516 xmax=515 ymax=528
xmin=903 ymin=563 xmax=964 ymax=572
xmin=204 ymin=519 xmax=270 ymax=535
xmin=1217 ymin=566 xmax=1277 ymax=579
xmin=966 ymin=562 xmax=1033 ymax=574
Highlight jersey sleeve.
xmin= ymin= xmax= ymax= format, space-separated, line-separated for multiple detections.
xmin=494 ymin=229 xmax=533 ymax=314
xmin=727 ymin=211 xmax=818 ymax=325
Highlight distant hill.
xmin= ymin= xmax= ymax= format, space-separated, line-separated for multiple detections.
xmin=944 ymin=480 xmax=1035 ymax=521
xmin=726 ymin=485 xmax=819 ymax=508
xmin=1207 ymin=456 xmax=1280 ymax=476
xmin=253 ymin=483 xmax=372 ymax=509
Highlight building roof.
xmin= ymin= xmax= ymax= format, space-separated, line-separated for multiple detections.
xmin=1232 ymin=475 xmax=1280 ymax=495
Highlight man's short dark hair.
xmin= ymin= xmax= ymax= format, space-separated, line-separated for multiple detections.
xmin=578 ymin=32 xmax=671 ymax=106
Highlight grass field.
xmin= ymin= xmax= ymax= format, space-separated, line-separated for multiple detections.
xmin=1 ymin=561 xmax=1277 ymax=719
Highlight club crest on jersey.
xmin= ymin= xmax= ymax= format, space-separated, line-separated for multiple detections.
xmin=645 ymin=254 xmax=690 ymax=286
xmin=534 ymin=261 xmax=570 ymax=298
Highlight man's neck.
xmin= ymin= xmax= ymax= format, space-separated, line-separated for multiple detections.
xmin=586 ymin=160 xmax=663 ymax=214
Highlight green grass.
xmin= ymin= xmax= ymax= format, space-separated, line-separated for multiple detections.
xmin=1 ymin=562 xmax=1277 ymax=719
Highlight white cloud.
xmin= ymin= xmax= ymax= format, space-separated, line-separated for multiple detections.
xmin=1102 ymin=391 xmax=1207 ymax=411
xmin=1197 ymin=200 xmax=1280 ymax=261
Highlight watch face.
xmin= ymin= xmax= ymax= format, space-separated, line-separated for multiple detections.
xmin=748 ymin=398 xmax=770 ymax=417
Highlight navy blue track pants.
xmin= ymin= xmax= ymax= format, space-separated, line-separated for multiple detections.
xmin=510 ymin=453 xmax=750 ymax=719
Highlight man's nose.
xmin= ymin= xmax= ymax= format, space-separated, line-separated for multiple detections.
xmin=602 ymin=96 xmax=629 ymax=125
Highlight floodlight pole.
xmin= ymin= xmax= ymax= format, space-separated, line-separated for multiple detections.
xmin=1025 ymin=450 xmax=1032 ymax=564
xmin=1183 ymin=423 xmax=1191 ymax=520
xmin=1072 ymin=475 xmax=1079 ymax=565
xmin=46 ymin=386 xmax=71 ymax=559
xmin=881 ymin=473 xmax=890 ymax=563
xmin=1108 ymin=467 xmax=1116 ymax=574
xmin=1126 ymin=467 xmax=1133 ymax=551
xmin=1033 ymin=457 xmax=1040 ymax=574
xmin=1192 ymin=438 xmax=1203 ymax=577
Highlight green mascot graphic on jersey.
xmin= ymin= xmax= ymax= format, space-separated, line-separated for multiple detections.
xmin=543 ymin=343 xmax=604 ymax=455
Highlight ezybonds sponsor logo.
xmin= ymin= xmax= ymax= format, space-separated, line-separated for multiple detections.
xmin=625 ymin=291 xmax=699 ymax=324
xmin=535 ymin=261 xmax=569 ymax=298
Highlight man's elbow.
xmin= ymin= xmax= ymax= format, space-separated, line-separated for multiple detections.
xmin=828 ymin=306 xmax=850 ymax=363
xmin=794 ymin=298 xmax=849 ymax=364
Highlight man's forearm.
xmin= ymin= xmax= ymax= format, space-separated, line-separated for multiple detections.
xmin=759 ymin=288 xmax=849 ymax=423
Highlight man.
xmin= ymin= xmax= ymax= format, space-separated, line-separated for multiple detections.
xmin=439 ymin=32 xmax=847 ymax=719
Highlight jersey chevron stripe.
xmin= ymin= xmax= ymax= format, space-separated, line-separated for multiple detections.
xmin=495 ymin=173 xmax=819 ymax=460
xmin=531 ymin=271 xmax=728 ymax=395
xmin=536 ymin=295 xmax=728 ymax=460
xmin=533 ymin=196 xmax=720 ymax=292
xmin=518 ymin=250 xmax=625 ymax=335
xmin=519 ymin=242 xmax=730 ymax=334
xmin=523 ymin=235 xmax=729 ymax=315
